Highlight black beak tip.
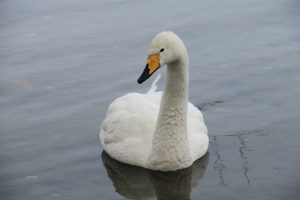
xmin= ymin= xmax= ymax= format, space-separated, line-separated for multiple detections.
xmin=137 ymin=65 xmax=150 ymax=84
xmin=137 ymin=78 xmax=143 ymax=84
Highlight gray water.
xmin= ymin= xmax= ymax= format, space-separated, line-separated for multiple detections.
xmin=1 ymin=0 xmax=300 ymax=199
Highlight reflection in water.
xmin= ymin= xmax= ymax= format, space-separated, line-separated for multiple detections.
xmin=211 ymin=136 xmax=227 ymax=187
xmin=212 ymin=129 xmax=269 ymax=187
xmin=238 ymin=133 xmax=250 ymax=186
xmin=101 ymin=152 xmax=209 ymax=200
xmin=234 ymin=130 xmax=265 ymax=186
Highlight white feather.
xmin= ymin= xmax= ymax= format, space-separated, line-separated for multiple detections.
xmin=147 ymin=74 xmax=161 ymax=94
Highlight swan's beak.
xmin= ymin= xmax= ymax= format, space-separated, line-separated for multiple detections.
xmin=137 ymin=54 xmax=160 ymax=84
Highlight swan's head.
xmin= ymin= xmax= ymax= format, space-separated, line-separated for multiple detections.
xmin=137 ymin=31 xmax=187 ymax=84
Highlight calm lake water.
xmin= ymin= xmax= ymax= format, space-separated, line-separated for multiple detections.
xmin=1 ymin=0 xmax=300 ymax=199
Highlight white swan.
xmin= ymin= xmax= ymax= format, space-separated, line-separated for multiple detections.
xmin=100 ymin=31 xmax=208 ymax=171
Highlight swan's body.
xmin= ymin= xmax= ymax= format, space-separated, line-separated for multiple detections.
xmin=100 ymin=31 xmax=208 ymax=171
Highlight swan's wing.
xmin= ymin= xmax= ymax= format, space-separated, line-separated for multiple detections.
xmin=187 ymin=102 xmax=209 ymax=161
xmin=100 ymin=92 xmax=161 ymax=167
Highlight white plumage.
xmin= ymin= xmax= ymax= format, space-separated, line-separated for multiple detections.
xmin=100 ymin=31 xmax=208 ymax=171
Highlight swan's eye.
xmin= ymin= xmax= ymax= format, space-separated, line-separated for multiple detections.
xmin=160 ymin=48 xmax=164 ymax=53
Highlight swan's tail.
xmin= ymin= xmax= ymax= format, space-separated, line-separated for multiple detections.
xmin=147 ymin=74 xmax=161 ymax=94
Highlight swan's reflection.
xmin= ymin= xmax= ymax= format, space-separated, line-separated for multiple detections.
xmin=101 ymin=152 xmax=209 ymax=200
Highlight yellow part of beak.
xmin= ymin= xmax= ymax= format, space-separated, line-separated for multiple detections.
xmin=147 ymin=54 xmax=160 ymax=74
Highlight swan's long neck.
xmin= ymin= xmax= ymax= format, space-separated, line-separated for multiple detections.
xmin=148 ymin=53 xmax=192 ymax=171
xmin=158 ymin=60 xmax=189 ymax=134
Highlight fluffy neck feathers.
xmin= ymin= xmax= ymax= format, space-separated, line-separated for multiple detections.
xmin=147 ymin=54 xmax=192 ymax=171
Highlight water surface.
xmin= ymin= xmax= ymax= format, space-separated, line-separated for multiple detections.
xmin=1 ymin=0 xmax=300 ymax=199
